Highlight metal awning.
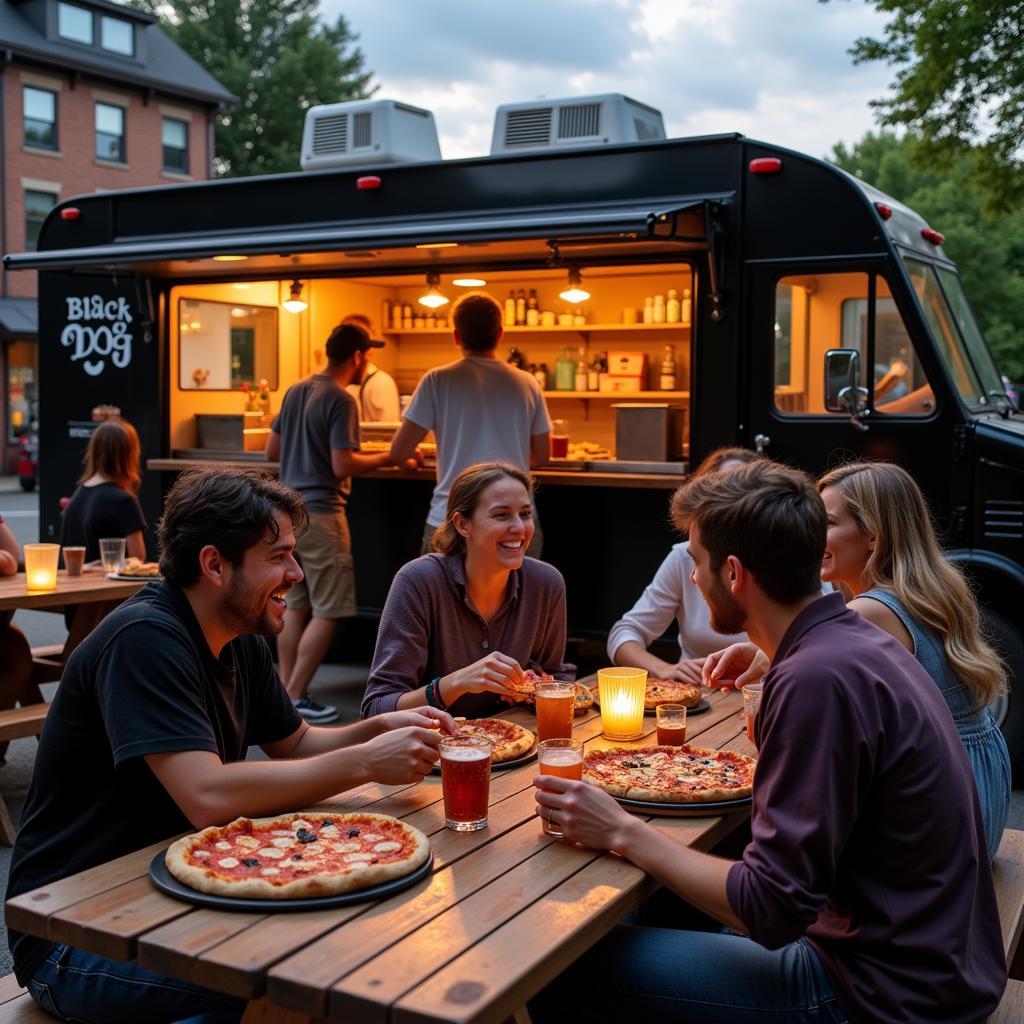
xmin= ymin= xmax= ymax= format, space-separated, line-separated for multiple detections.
xmin=4 ymin=194 xmax=729 ymax=274
xmin=0 ymin=297 xmax=38 ymax=339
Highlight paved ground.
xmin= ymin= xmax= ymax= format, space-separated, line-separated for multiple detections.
xmin=1 ymin=475 xmax=1022 ymax=981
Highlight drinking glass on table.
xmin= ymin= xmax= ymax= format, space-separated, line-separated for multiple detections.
xmin=99 ymin=538 xmax=126 ymax=575
xmin=534 ymin=681 xmax=575 ymax=741
xmin=440 ymin=734 xmax=492 ymax=832
xmin=551 ymin=419 xmax=569 ymax=458
xmin=537 ymin=738 xmax=584 ymax=838
xmin=742 ymin=683 xmax=764 ymax=747
xmin=63 ymin=546 xmax=86 ymax=576
xmin=656 ymin=704 xmax=687 ymax=746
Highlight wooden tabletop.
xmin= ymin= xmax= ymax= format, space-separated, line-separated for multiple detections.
xmin=0 ymin=569 xmax=146 ymax=611
xmin=6 ymin=683 xmax=754 ymax=1024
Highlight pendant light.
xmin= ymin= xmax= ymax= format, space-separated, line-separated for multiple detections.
xmin=418 ymin=271 xmax=449 ymax=309
xmin=282 ymin=280 xmax=308 ymax=314
xmin=559 ymin=266 xmax=590 ymax=303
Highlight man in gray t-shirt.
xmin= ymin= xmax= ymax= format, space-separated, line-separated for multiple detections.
xmin=390 ymin=293 xmax=552 ymax=554
xmin=267 ymin=323 xmax=413 ymax=722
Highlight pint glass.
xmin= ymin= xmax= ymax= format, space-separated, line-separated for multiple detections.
xmin=441 ymin=734 xmax=492 ymax=831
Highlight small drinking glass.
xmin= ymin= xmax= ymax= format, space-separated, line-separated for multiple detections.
xmin=656 ymin=704 xmax=687 ymax=746
xmin=742 ymin=684 xmax=764 ymax=747
xmin=551 ymin=419 xmax=569 ymax=458
xmin=440 ymin=734 xmax=492 ymax=832
xmin=63 ymin=546 xmax=86 ymax=576
xmin=99 ymin=538 xmax=126 ymax=575
xmin=537 ymin=738 xmax=584 ymax=838
xmin=534 ymin=681 xmax=575 ymax=742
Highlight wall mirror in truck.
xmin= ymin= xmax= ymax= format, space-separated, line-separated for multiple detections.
xmin=773 ymin=270 xmax=937 ymax=419
xmin=177 ymin=298 xmax=278 ymax=390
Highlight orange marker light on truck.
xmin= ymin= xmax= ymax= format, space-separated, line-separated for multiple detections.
xmin=356 ymin=176 xmax=381 ymax=191
xmin=749 ymin=158 xmax=782 ymax=175
xmin=60 ymin=207 xmax=80 ymax=221
xmin=921 ymin=227 xmax=945 ymax=245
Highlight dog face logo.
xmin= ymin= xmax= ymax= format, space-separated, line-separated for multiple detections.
xmin=60 ymin=296 xmax=133 ymax=377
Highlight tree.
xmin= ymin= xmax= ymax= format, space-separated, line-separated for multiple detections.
xmin=831 ymin=131 xmax=1024 ymax=379
xmin=136 ymin=0 xmax=375 ymax=177
xmin=829 ymin=1 xmax=1024 ymax=211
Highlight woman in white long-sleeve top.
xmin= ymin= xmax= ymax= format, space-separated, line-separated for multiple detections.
xmin=607 ymin=448 xmax=761 ymax=684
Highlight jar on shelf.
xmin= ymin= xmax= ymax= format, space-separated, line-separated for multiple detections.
xmin=666 ymin=289 xmax=681 ymax=323
xmin=554 ymin=348 xmax=576 ymax=390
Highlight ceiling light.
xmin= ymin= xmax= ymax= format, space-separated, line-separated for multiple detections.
xmin=212 ymin=254 xmax=248 ymax=262
xmin=232 ymin=283 xmax=252 ymax=290
xmin=452 ymin=277 xmax=486 ymax=287
xmin=418 ymin=271 xmax=449 ymax=309
xmin=282 ymin=280 xmax=308 ymax=314
xmin=559 ymin=266 xmax=590 ymax=303
xmin=231 ymin=307 xmax=248 ymax=318
xmin=415 ymin=242 xmax=457 ymax=249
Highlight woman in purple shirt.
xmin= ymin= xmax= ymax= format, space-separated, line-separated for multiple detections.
xmin=361 ymin=462 xmax=574 ymax=719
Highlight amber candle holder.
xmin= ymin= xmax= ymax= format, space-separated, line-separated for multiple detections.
xmin=24 ymin=544 xmax=60 ymax=592
xmin=597 ymin=667 xmax=647 ymax=741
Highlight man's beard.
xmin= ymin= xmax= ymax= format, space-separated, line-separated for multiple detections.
xmin=222 ymin=571 xmax=281 ymax=636
xmin=707 ymin=573 xmax=746 ymax=635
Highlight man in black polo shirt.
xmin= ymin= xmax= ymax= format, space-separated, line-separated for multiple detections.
xmin=7 ymin=468 xmax=453 ymax=1024
xmin=533 ymin=461 xmax=1006 ymax=1024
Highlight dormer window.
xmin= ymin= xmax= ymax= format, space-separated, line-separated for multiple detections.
xmin=100 ymin=15 xmax=134 ymax=56
xmin=57 ymin=3 xmax=92 ymax=45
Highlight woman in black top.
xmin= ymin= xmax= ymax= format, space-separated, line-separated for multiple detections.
xmin=60 ymin=419 xmax=146 ymax=563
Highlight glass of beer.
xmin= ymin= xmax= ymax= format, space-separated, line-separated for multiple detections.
xmin=656 ymin=704 xmax=687 ymax=745
xmin=535 ymin=681 xmax=575 ymax=742
xmin=440 ymin=734 xmax=492 ymax=832
xmin=537 ymin=738 xmax=583 ymax=838
xmin=742 ymin=684 xmax=764 ymax=747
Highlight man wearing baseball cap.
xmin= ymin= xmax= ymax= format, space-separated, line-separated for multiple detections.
xmin=267 ymin=322 xmax=417 ymax=722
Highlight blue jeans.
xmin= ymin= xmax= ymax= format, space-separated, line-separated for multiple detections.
xmin=26 ymin=943 xmax=244 ymax=1024
xmin=529 ymin=925 xmax=848 ymax=1024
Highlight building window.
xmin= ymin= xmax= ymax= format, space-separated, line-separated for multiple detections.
xmin=57 ymin=3 xmax=93 ymax=45
xmin=162 ymin=117 xmax=189 ymax=173
xmin=95 ymin=102 xmax=125 ymax=162
xmin=100 ymin=16 xmax=133 ymax=56
xmin=24 ymin=87 xmax=57 ymax=150
xmin=25 ymin=190 xmax=58 ymax=251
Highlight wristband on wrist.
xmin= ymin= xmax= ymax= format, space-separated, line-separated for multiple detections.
xmin=425 ymin=675 xmax=448 ymax=710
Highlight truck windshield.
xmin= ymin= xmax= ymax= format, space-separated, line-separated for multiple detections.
xmin=902 ymin=256 xmax=1005 ymax=409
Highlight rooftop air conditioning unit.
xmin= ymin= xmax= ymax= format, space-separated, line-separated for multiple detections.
xmin=300 ymin=99 xmax=441 ymax=171
xmin=490 ymin=93 xmax=665 ymax=156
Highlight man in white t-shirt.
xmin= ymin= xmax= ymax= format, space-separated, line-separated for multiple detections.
xmin=343 ymin=314 xmax=401 ymax=423
xmin=390 ymin=292 xmax=552 ymax=554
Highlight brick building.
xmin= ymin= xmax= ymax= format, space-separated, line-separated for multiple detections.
xmin=0 ymin=0 xmax=234 ymax=472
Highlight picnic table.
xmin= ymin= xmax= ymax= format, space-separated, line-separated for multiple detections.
xmin=0 ymin=568 xmax=147 ymax=684
xmin=5 ymin=681 xmax=754 ymax=1024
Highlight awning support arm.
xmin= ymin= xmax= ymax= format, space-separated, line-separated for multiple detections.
xmin=704 ymin=201 xmax=727 ymax=322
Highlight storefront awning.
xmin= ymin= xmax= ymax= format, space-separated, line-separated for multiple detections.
xmin=0 ymin=297 xmax=38 ymax=339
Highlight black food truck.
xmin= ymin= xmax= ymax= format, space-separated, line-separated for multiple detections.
xmin=7 ymin=95 xmax=1023 ymax=764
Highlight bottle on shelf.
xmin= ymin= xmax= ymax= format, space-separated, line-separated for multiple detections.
xmin=402 ymin=303 xmax=413 ymax=329
xmin=507 ymin=347 xmax=525 ymax=369
xmin=598 ymin=351 xmax=608 ymax=390
xmin=653 ymin=294 xmax=666 ymax=324
xmin=505 ymin=291 xmax=517 ymax=327
xmin=392 ymin=302 xmax=404 ymax=330
xmin=381 ymin=299 xmax=391 ymax=331
xmin=587 ymin=353 xmax=601 ymax=392
xmin=515 ymin=289 xmax=527 ymax=326
xmin=681 ymin=288 xmax=692 ymax=324
xmin=258 ymin=378 xmax=272 ymax=416
xmin=660 ymin=345 xmax=677 ymax=391
xmin=573 ymin=308 xmax=586 ymax=326
xmin=554 ymin=347 xmax=576 ymax=390
xmin=534 ymin=362 xmax=549 ymax=389
xmin=574 ymin=347 xmax=588 ymax=391
xmin=643 ymin=297 xmax=654 ymax=324
xmin=425 ymin=314 xmax=436 ymax=328
xmin=666 ymin=288 xmax=681 ymax=323
xmin=526 ymin=289 xmax=540 ymax=327
xmin=413 ymin=314 xmax=425 ymax=329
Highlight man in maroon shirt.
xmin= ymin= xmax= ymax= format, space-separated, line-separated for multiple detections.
xmin=533 ymin=461 xmax=1006 ymax=1024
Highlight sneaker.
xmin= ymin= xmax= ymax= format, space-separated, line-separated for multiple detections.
xmin=293 ymin=696 xmax=339 ymax=723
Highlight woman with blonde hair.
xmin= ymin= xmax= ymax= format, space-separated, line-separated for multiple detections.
xmin=362 ymin=461 xmax=573 ymax=719
xmin=608 ymin=447 xmax=763 ymax=683
xmin=60 ymin=418 xmax=146 ymax=563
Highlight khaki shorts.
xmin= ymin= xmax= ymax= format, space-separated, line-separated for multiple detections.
xmin=287 ymin=509 xmax=356 ymax=619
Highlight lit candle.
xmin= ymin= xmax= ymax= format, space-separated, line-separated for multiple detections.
xmin=24 ymin=543 xmax=61 ymax=592
xmin=598 ymin=667 xmax=647 ymax=741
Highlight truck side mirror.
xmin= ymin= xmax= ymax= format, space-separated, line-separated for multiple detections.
xmin=824 ymin=349 xmax=867 ymax=414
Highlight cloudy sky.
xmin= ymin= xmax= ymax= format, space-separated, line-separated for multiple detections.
xmin=323 ymin=0 xmax=894 ymax=161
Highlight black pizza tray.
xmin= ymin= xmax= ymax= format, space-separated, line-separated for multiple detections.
xmin=430 ymin=742 xmax=538 ymax=775
xmin=149 ymin=848 xmax=433 ymax=912
xmin=615 ymin=794 xmax=752 ymax=818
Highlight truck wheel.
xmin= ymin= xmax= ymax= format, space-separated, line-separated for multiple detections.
xmin=19 ymin=476 xmax=36 ymax=492
xmin=984 ymin=608 xmax=1024 ymax=774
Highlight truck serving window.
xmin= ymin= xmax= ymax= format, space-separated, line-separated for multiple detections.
xmin=773 ymin=271 xmax=934 ymax=416
xmin=902 ymin=257 xmax=999 ymax=410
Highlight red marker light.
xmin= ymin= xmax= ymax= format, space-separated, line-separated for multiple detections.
xmin=356 ymin=175 xmax=382 ymax=191
xmin=921 ymin=227 xmax=945 ymax=245
xmin=749 ymin=157 xmax=782 ymax=175
xmin=60 ymin=207 xmax=80 ymax=221
xmin=875 ymin=202 xmax=893 ymax=221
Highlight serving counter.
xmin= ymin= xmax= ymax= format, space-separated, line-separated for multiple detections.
xmin=146 ymin=456 xmax=686 ymax=641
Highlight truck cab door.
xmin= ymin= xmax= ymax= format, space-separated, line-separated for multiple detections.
xmin=742 ymin=259 xmax=967 ymax=539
